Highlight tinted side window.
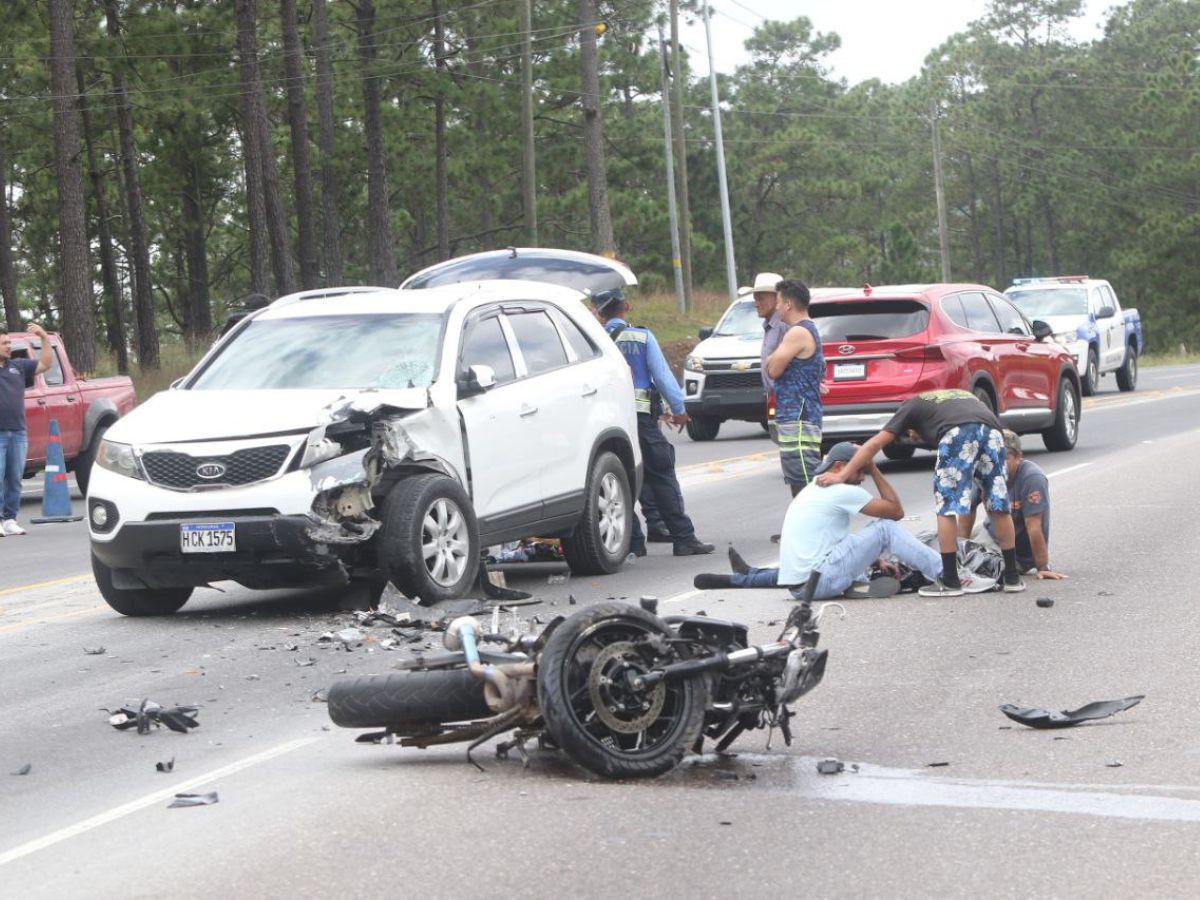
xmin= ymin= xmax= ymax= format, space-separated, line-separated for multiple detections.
xmin=987 ymin=295 xmax=1030 ymax=336
xmin=550 ymin=307 xmax=599 ymax=361
xmin=41 ymin=344 xmax=65 ymax=386
xmin=507 ymin=310 xmax=568 ymax=375
xmin=461 ymin=315 xmax=516 ymax=384
xmin=1101 ymin=285 xmax=1118 ymax=311
xmin=959 ymin=292 xmax=1002 ymax=333
xmin=941 ymin=294 xmax=969 ymax=329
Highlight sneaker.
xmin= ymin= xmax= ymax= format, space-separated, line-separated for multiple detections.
xmin=918 ymin=580 xmax=965 ymax=597
xmin=960 ymin=569 xmax=998 ymax=594
xmin=674 ymin=539 xmax=716 ymax=557
xmin=843 ymin=576 xmax=901 ymax=599
xmin=727 ymin=546 xmax=750 ymax=575
xmin=1002 ymin=575 xmax=1026 ymax=593
xmin=693 ymin=573 xmax=733 ymax=590
xmin=1 ymin=519 xmax=25 ymax=536
xmin=647 ymin=530 xmax=674 ymax=544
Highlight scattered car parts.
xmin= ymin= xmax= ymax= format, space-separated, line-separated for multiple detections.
xmin=999 ymin=695 xmax=1144 ymax=729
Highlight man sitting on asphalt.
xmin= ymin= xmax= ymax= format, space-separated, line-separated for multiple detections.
xmin=693 ymin=443 xmax=991 ymax=600
xmin=959 ymin=429 xmax=1065 ymax=580
xmin=817 ymin=388 xmax=1025 ymax=597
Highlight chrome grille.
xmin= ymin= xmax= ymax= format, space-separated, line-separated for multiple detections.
xmin=141 ymin=445 xmax=291 ymax=490
xmin=704 ymin=371 xmax=764 ymax=390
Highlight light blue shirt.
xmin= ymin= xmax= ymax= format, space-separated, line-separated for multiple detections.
xmin=777 ymin=483 xmax=872 ymax=584
xmin=606 ymin=317 xmax=685 ymax=415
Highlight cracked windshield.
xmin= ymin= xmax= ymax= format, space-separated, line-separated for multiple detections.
xmin=190 ymin=313 xmax=443 ymax=390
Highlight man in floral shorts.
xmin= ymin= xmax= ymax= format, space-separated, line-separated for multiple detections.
xmin=815 ymin=389 xmax=1025 ymax=596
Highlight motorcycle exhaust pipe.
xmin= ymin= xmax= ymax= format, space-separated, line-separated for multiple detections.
xmin=445 ymin=616 xmax=516 ymax=712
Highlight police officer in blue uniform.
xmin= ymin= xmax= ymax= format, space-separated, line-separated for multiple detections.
xmin=593 ymin=290 xmax=714 ymax=558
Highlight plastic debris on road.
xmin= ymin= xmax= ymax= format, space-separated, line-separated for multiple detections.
xmin=105 ymin=700 xmax=200 ymax=734
xmin=156 ymin=758 xmax=175 ymax=773
xmin=1036 ymin=597 xmax=1055 ymax=608
xmin=816 ymin=758 xmax=845 ymax=775
xmin=168 ymin=791 xmax=218 ymax=808
xmin=999 ymin=695 xmax=1145 ymax=729
xmin=83 ymin=646 xmax=107 ymax=655
xmin=11 ymin=763 xmax=32 ymax=776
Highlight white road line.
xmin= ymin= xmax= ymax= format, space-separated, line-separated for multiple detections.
xmin=0 ymin=737 xmax=320 ymax=868
xmin=1047 ymin=462 xmax=1092 ymax=479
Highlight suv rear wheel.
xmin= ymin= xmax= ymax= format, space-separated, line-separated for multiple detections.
xmin=1116 ymin=344 xmax=1138 ymax=392
xmin=377 ymin=474 xmax=479 ymax=603
xmin=686 ymin=415 xmax=721 ymax=441
xmin=1081 ymin=348 xmax=1099 ymax=396
xmin=562 ymin=451 xmax=632 ymax=576
xmin=1042 ymin=378 xmax=1080 ymax=452
xmin=92 ymin=553 xmax=193 ymax=616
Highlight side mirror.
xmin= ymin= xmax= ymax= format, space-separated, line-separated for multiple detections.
xmin=698 ymin=326 xmax=714 ymax=340
xmin=1097 ymin=305 xmax=1116 ymax=319
xmin=170 ymin=377 xmax=185 ymax=390
xmin=1031 ymin=320 xmax=1053 ymax=341
xmin=458 ymin=364 xmax=497 ymax=397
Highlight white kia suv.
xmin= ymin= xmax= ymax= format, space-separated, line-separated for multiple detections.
xmin=88 ymin=250 xmax=642 ymax=615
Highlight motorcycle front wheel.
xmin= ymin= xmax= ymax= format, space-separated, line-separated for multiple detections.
xmin=538 ymin=602 xmax=708 ymax=779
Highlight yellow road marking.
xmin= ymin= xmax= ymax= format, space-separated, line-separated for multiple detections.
xmin=0 ymin=604 xmax=106 ymax=634
xmin=0 ymin=574 xmax=91 ymax=598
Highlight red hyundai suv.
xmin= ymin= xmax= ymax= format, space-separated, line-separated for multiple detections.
xmin=795 ymin=284 xmax=1082 ymax=455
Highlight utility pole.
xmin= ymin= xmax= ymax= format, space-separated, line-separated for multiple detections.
xmin=703 ymin=0 xmax=737 ymax=303
xmin=519 ymin=0 xmax=537 ymax=245
xmin=931 ymin=100 xmax=952 ymax=282
xmin=658 ymin=27 xmax=685 ymax=312
xmin=668 ymin=0 xmax=693 ymax=311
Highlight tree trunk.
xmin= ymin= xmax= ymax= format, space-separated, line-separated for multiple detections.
xmin=234 ymin=0 xmax=271 ymax=298
xmin=51 ymin=0 xmax=96 ymax=374
xmin=312 ymin=0 xmax=343 ymax=285
xmin=76 ymin=67 xmax=127 ymax=373
xmin=105 ymin=0 xmax=158 ymax=370
xmin=356 ymin=0 xmax=398 ymax=285
xmin=0 ymin=144 xmax=21 ymax=332
xmin=181 ymin=161 xmax=211 ymax=346
xmin=577 ymin=0 xmax=615 ymax=255
xmin=1027 ymin=94 xmax=1059 ymax=275
xmin=990 ymin=159 xmax=1006 ymax=288
xmin=280 ymin=0 xmax=319 ymax=289
xmin=668 ymin=0 xmax=693 ymax=309
xmin=432 ymin=0 xmax=450 ymax=260
xmin=964 ymin=152 xmax=984 ymax=283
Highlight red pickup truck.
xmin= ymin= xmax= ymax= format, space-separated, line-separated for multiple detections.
xmin=10 ymin=331 xmax=137 ymax=494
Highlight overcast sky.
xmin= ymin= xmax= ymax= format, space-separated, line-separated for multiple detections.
xmin=679 ymin=0 xmax=1108 ymax=84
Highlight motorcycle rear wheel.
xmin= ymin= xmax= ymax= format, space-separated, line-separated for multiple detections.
xmin=328 ymin=669 xmax=491 ymax=729
xmin=538 ymin=602 xmax=708 ymax=779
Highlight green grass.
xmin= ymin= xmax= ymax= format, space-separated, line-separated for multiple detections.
xmin=92 ymin=343 xmax=206 ymax=403
xmin=627 ymin=290 xmax=734 ymax=345
xmin=1140 ymin=351 xmax=1200 ymax=368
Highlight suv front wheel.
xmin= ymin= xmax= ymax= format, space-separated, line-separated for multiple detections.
xmin=562 ymin=451 xmax=632 ymax=576
xmin=377 ymin=474 xmax=479 ymax=603
xmin=92 ymin=553 xmax=193 ymax=616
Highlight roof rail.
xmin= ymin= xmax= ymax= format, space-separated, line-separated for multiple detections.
xmin=270 ymin=285 xmax=390 ymax=308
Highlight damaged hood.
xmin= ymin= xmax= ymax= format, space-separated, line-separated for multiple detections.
xmin=109 ymin=388 xmax=430 ymax=445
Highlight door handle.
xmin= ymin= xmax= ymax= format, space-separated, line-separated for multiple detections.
xmin=37 ymin=399 xmax=47 ymax=406
xmin=581 ymin=384 xmax=598 ymax=397
xmin=66 ymin=395 xmax=78 ymax=403
xmin=979 ymin=344 xmax=992 ymax=351
xmin=519 ymin=404 xmax=539 ymax=417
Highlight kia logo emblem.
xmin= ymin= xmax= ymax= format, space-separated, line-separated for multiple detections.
xmin=838 ymin=344 xmax=855 ymax=355
xmin=195 ymin=462 xmax=227 ymax=480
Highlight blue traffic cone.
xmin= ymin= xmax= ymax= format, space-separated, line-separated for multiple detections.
xmin=30 ymin=418 xmax=84 ymax=524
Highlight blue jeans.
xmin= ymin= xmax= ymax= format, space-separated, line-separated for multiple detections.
xmin=0 ymin=430 xmax=28 ymax=520
xmin=730 ymin=520 xmax=943 ymax=600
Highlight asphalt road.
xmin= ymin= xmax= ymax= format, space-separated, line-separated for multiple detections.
xmin=3 ymin=364 xmax=1200 ymax=897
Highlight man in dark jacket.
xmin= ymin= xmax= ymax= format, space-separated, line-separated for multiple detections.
xmin=0 ymin=324 xmax=54 ymax=535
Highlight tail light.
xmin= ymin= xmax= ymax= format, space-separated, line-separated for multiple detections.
xmin=895 ymin=345 xmax=945 ymax=362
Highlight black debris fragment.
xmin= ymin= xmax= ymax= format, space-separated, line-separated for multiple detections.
xmin=156 ymin=758 xmax=175 ymax=773
xmin=568 ymin=594 xmax=577 ymax=606
xmin=168 ymin=791 xmax=218 ymax=808
xmin=106 ymin=700 xmax=200 ymax=734
xmin=816 ymin=758 xmax=845 ymax=775
xmin=83 ymin=646 xmax=107 ymax=655
xmin=1098 ymin=590 xmax=1114 ymax=597
xmin=11 ymin=763 xmax=31 ymax=776
xmin=1105 ymin=761 xmax=1124 ymax=768
xmin=712 ymin=770 xmax=739 ymax=782
xmin=926 ymin=761 xmax=950 ymax=768
xmin=639 ymin=596 xmax=658 ymax=614
xmin=1036 ymin=597 xmax=1055 ymax=608
xmin=719 ymin=820 xmax=733 ymax=826
xmin=1000 ymin=695 xmax=1144 ymax=729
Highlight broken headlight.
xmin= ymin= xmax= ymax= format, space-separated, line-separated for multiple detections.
xmin=300 ymin=437 xmax=345 ymax=469
xmin=95 ymin=440 xmax=146 ymax=481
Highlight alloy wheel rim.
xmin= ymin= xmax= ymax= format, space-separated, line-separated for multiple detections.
xmin=1065 ymin=389 xmax=1078 ymax=443
xmin=421 ymin=498 xmax=469 ymax=586
xmin=597 ymin=472 xmax=626 ymax=555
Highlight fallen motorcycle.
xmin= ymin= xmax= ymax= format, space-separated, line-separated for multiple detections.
xmin=328 ymin=599 xmax=833 ymax=778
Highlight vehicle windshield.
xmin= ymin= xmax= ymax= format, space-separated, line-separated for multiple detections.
xmin=810 ymin=300 xmax=929 ymax=342
xmin=714 ymin=300 xmax=764 ymax=336
xmin=1007 ymin=288 xmax=1087 ymax=317
xmin=190 ymin=313 xmax=443 ymax=390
